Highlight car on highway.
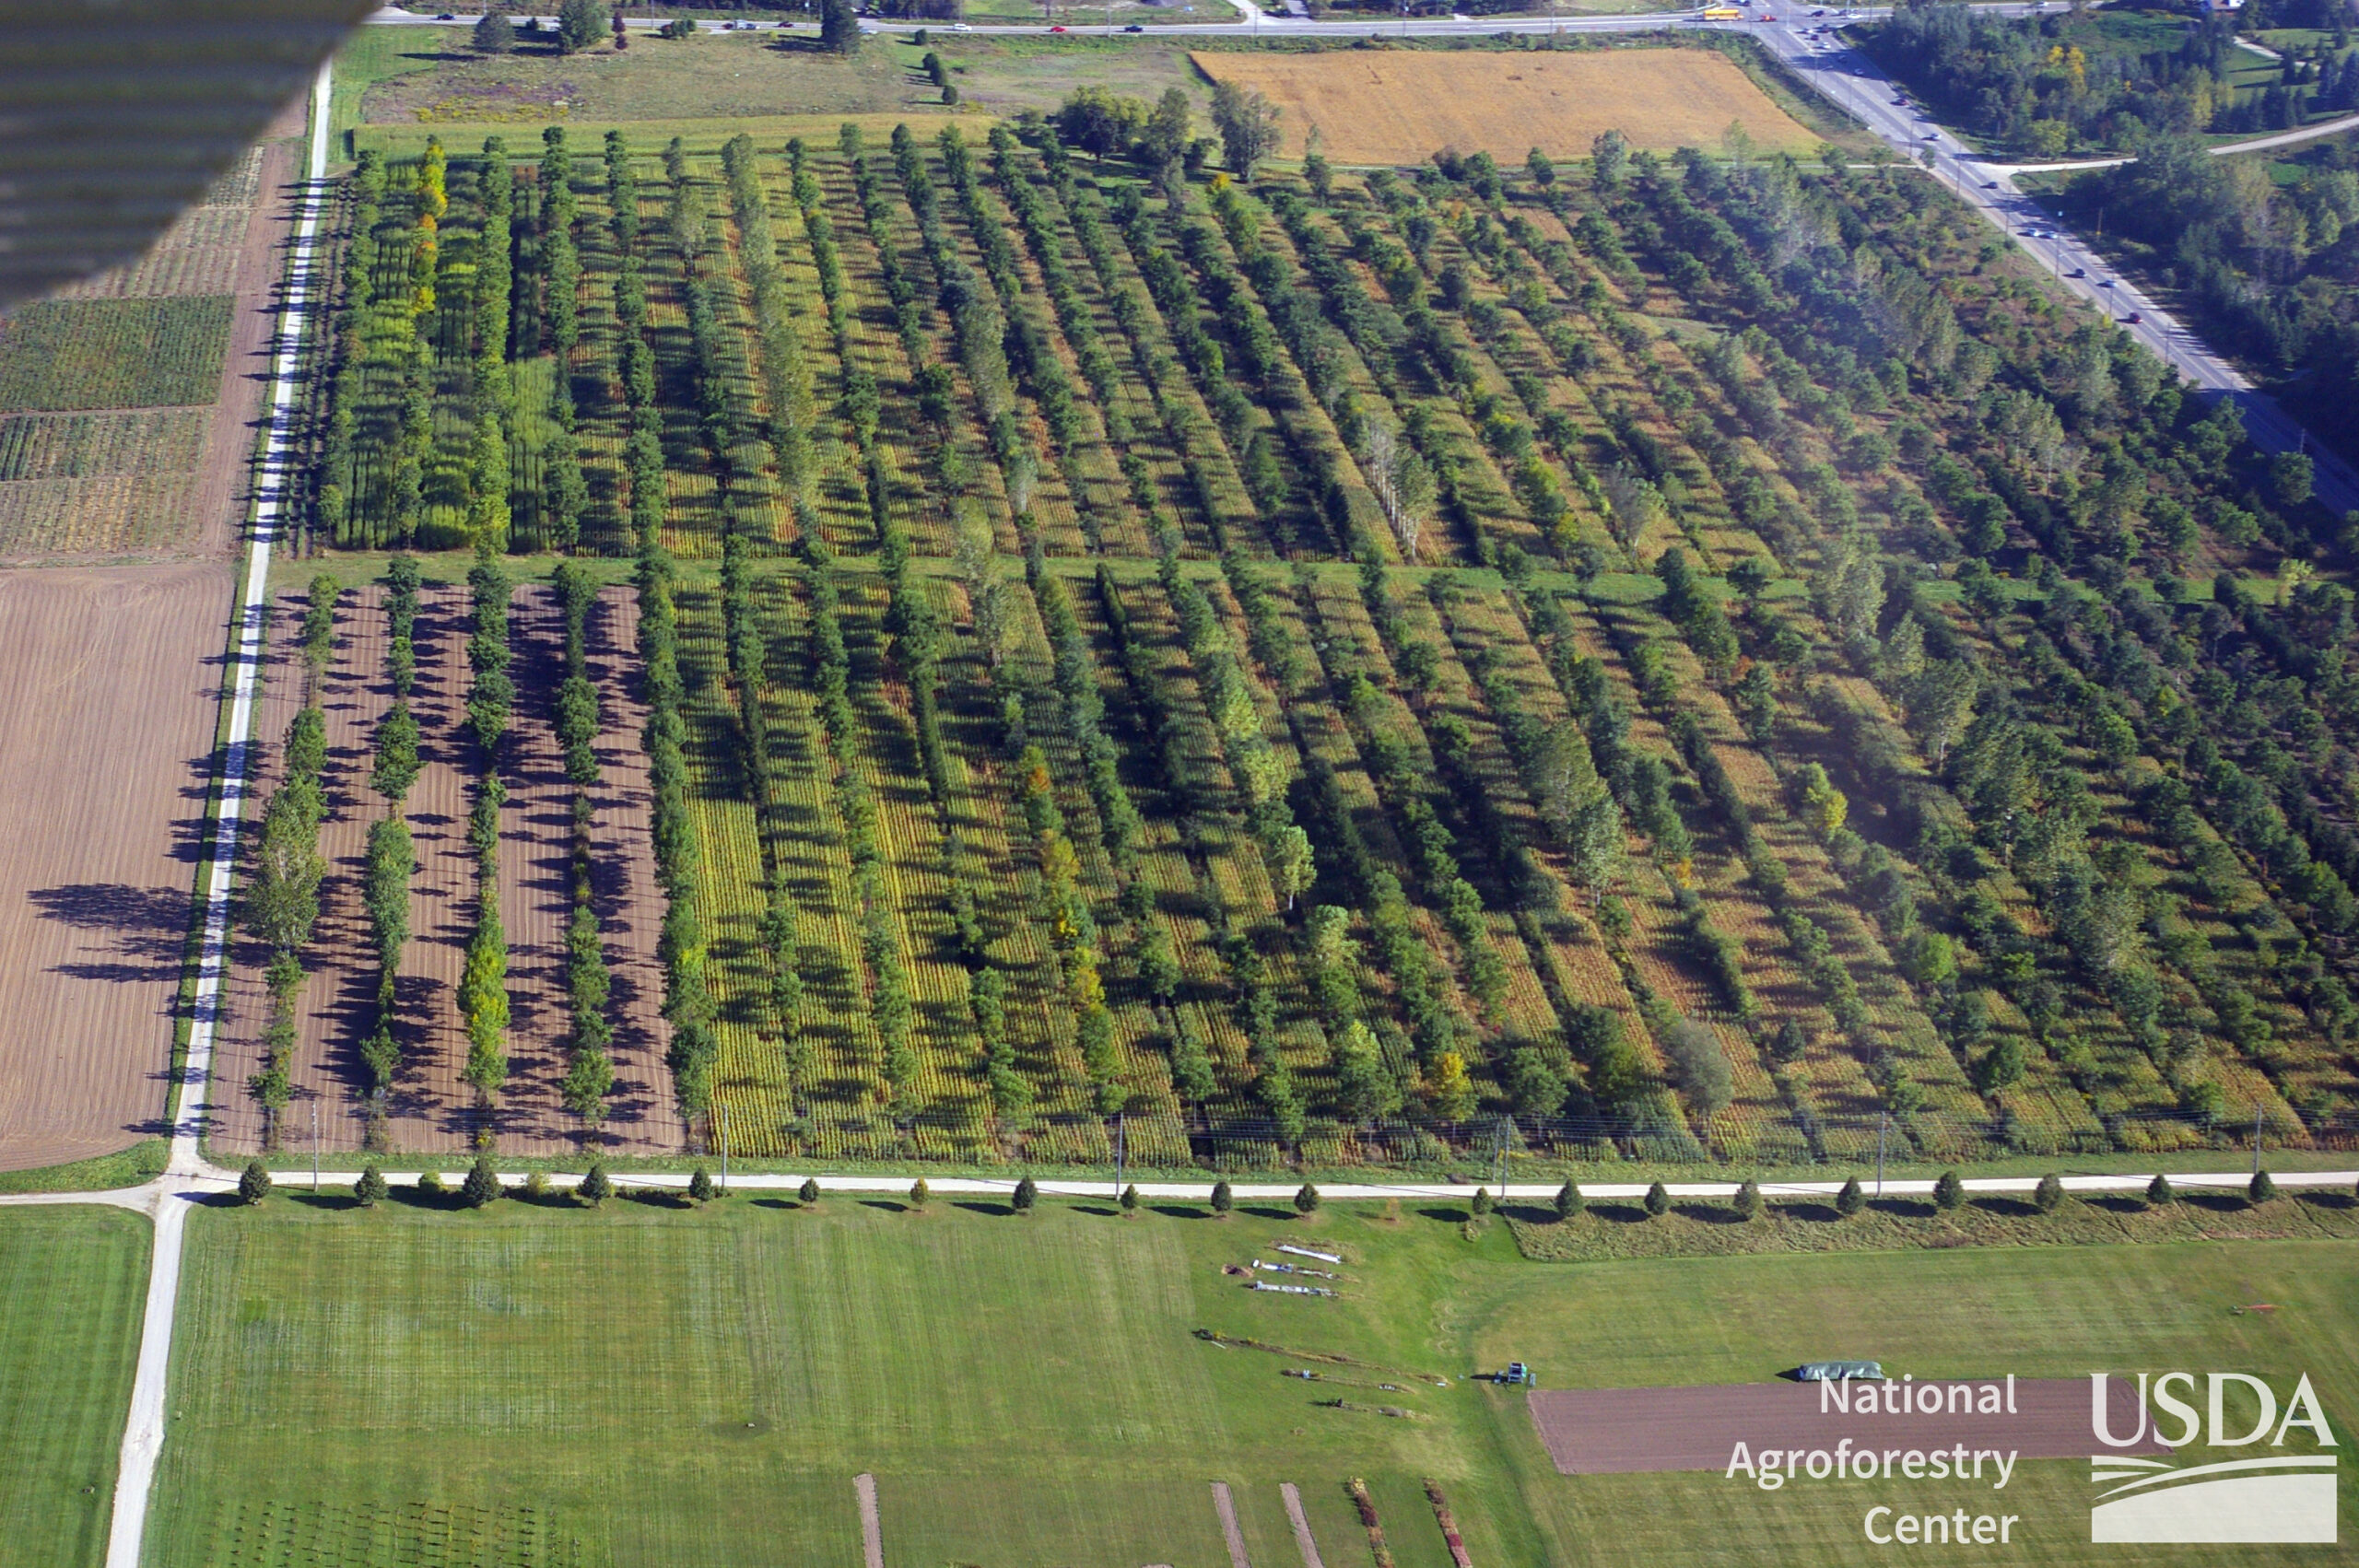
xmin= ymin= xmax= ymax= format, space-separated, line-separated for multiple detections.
xmin=951 ymin=20 xmax=972 ymax=27
xmin=1983 ymin=180 xmax=2000 ymax=189
xmin=1050 ymin=22 xmax=1067 ymax=29
xmin=2124 ymin=311 xmax=2142 ymax=323
xmin=2097 ymin=277 xmax=2115 ymax=288
xmin=1124 ymin=20 xmax=1144 ymax=28
xmin=2066 ymin=267 xmax=2085 ymax=278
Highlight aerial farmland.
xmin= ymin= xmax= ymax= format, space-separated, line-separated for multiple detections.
xmin=3 ymin=8 xmax=2359 ymax=1566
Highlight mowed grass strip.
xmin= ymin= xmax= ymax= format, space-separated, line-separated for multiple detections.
xmin=149 ymin=1197 xmax=1236 ymax=1567
xmin=139 ymin=1190 xmax=2359 ymax=1567
xmin=1508 ymin=1184 xmax=2359 ymax=1261
xmin=0 ymin=298 xmax=234 ymax=413
xmin=1190 ymin=49 xmax=1822 ymax=163
xmin=0 ymin=1207 xmax=148 ymax=1568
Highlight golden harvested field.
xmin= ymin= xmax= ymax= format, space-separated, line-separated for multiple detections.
xmin=1190 ymin=49 xmax=1820 ymax=163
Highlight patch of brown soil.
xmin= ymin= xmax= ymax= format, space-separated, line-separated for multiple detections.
xmin=0 ymin=563 xmax=229 ymax=1169
xmin=213 ymin=582 xmax=677 ymax=1156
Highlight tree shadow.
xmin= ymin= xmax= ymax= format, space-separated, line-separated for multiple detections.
xmin=1151 ymin=1204 xmax=1214 ymax=1220
xmin=952 ymin=1199 xmax=1013 ymax=1217
xmin=1968 ymin=1196 xmax=2036 ymax=1219
xmin=1242 ymin=1205 xmax=1298 ymax=1221
xmin=860 ymin=1199 xmax=908 ymax=1213
xmin=1418 ymin=1205 xmax=1471 ymax=1223
xmin=1674 ymin=1202 xmax=1749 ymax=1225
xmin=2084 ymin=1195 xmax=2145 ymax=1215
xmin=1868 ymin=1198 xmax=1937 ymax=1220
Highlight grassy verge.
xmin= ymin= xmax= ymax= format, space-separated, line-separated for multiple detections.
xmin=0 ymin=1208 xmax=150 ymax=1565
xmin=0 ymin=1140 xmax=169 ymax=1195
xmin=1508 ymin=1179 xmax=2359 ymax=1260
xmin=141 ymin=1189 xmax=2359 ymax=1565
xmin=242 ymin=1133 xmax=2359 ymax=1186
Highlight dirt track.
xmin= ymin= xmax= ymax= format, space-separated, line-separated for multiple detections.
xmin=0 ymin=563 xmax=229 ymax=1168
xmin=212 ymin=581 xmax=676 ymax=1156
xmin=1529 ymin=1377 xmax=2168 ymax=1475
xmin=182 ymin=124 xmax=300 ymax=561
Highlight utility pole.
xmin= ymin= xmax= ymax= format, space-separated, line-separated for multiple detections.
xmin=311 ymin=1102 xmax=320 ymax=1194
xmin=1115 ymin=1112 xmax=1126 ymax=1199
xmin=1874 ymin=1114 xmax=1887 ymax=1198
xmin=2253 ymin=1099 xmax=2264 ymax=1176
xmin=719 ymin=1103 xmax=730 ymax=1194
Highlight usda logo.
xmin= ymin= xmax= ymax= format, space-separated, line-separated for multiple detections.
xmin=2089 ymin=1373 xmax=2338 ymax=1543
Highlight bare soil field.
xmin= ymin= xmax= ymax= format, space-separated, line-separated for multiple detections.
xmin=1528 ymin=1378 xmax=2166 ymax=1475
xmin=213 ymin=582 xmax=676 ymax=1157
xmin=1190 ymin=49 xmax=1821 ymax=163
xmin=0 ymin=563 xmax=229 ymax=1170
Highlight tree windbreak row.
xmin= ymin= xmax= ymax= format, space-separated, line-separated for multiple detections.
xmin=280 ymin=119 xmax=2359 ymax=1169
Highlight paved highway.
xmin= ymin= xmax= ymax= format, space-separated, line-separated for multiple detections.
xmin=1743 ymin=6 xmax=2359 ymax=513
xmin=366 ymin=3 xmax=2357 ymax=509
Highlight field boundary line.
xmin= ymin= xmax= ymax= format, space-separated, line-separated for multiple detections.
xmin=1280 ymin=1483 xmax=1325 ymax=1568
xmin=176 ymin=53 xmax=334 ymax=1183
xmin=284 ymin=1168 xmax=2359 ymax=1200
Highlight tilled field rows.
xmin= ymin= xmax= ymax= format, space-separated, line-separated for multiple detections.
xmin=214 ymin=582 xmax=675 ymax=1156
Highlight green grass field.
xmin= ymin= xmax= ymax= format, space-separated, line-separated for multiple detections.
xmin=141 ymin=1192 xmax=2359 ymax=1566
xmin=0 ymin=1207 xmax=148 ymax=1568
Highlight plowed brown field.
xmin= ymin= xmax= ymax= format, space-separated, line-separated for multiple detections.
xmin=1189 ymin=50 xmax=1820 ymax=164
xmin=213 ymin=582 xmax=677 ymax=1157
xmin=0 ymin=562 xmax=229 ymax=1168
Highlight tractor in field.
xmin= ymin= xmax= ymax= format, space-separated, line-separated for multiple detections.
xmin=1479 ymin=1362 xmax=1536 ymax=1387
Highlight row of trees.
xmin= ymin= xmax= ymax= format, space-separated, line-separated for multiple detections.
xmin=638 ymin=544 xmax=718 ymax=1121
xmin=459 ymin=551 xmax=514 ymax=1118
xmin=553 ymin=560 xmax=616 ymax=1136
xmin=360 ymin=557 xmax=422 ymax=1111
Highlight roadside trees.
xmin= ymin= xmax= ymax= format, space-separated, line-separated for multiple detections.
xmin=557 ymin=0 xmax=606 ymax=53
